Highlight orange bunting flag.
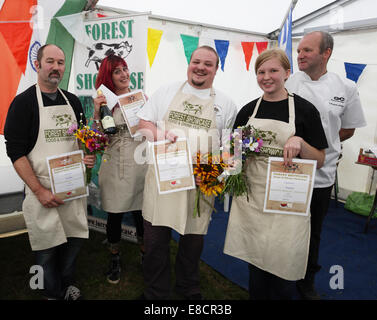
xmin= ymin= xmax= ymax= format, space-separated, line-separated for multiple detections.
xmin=256 ymin=41 xmax=268 ymax=54
xmin=0 ymin=0 xmax=36 ymax=134
xmin=241 ymin=42 xmax=255 ymax=71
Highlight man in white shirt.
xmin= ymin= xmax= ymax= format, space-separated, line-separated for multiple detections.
xmin=137 ymin=46 xmax=237 ymax=300
xmin=285 ymin=31 xmax=366 ymax=300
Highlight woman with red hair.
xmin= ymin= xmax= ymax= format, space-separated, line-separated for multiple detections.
xmin=93 ymin=55 xmax=147 ymax=284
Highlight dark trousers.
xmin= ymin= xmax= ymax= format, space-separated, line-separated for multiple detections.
xmin=248 ymin=264 xmax=294 ymax=300
xmin=142 ymin=220 xmax=204 ymax=299
xmin=304 ymin=186 xmax=333 ymax=283
xmin=106 ymin=210 xmax=144 ymax=244
xmin=34 ymin=237 xmax=84 ymax=299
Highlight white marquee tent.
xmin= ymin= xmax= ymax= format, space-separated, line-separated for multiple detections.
xmin=0 ymin=0 xmax=376 ymax=204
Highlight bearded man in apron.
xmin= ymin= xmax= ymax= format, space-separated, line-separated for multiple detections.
xmin=137 ymin=46 xmax=237 ymax=300
xmin=223 ymin=49 xmax=328 ymax=300
xmin=4 ymin=44 xmax=96 ymax=300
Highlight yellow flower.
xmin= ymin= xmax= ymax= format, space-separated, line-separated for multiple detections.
xmin=199 ymin=179 xmax=224 ymax=196
xmin=194 ymin=152 xmax=226 ymax=197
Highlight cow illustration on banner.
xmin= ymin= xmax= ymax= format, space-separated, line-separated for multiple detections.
xmin=85 ymin=40 xmax=133 ymax=69
xmin=74 ymin=14 xmax=147 ymax=96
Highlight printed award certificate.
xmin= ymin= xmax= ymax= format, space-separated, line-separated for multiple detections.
xmin=118 ymin=89 xmax=146 ymax=137
xmin=46 ymin=150 xmax=89 ymax=201
xmin=263 ymin=157 xmax=316 ymax=216
xmin=151 ymin=138 xmax=196 ymax=194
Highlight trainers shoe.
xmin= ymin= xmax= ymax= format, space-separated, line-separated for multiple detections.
xmin=106 ymin=254 xmax=121 ymax=284
xmin=64 ymin=285 xmax=83 ymax=300
xmin=296 ymin=280 xmax=321 ymax=300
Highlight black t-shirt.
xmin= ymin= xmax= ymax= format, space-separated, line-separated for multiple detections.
xmin=4 ymin=85 xmax=85 ymax=163
xmin=233 ymin=94 xmax=328 ymax=151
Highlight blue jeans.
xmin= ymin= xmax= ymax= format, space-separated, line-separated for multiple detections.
xmin=34 ymin=237 xmax=84 ymax=299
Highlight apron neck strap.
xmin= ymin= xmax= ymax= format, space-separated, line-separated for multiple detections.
xmin=251 ymin=96 xmax=263 ymax=119
xmin=287 ymin=93 xmax=295 ymax=125
xmin=35 ymin=84 xmax=70 ymax=108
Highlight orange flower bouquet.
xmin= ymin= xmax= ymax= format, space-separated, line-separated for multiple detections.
xmin=193 ymin=152 xmax=228 ymax=217
xmin=68 ymin=115 xmax=109 ymax=184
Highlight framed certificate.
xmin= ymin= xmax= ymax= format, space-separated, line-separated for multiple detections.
xmin=46 ymin=150 xmax=89 ymax=201
xmin=263 ymin=157 xmax=316 ymax=216
xmin=151 ymin=138 xmax=196 ymax=194
xmin=118 ymin=89 xmax=146 ymax=137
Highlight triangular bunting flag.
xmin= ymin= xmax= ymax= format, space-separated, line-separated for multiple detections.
xmin=344 ymin=62 xmax=367 ymax=83
xmin=57 ymin=12 xmax=92 ymax=47
xmin=214 ymin=39 xmax=229 ymax=71
xmin=147 ymin=28 xmax=163 ymax=68
xmin=46 ymin=0 xmax=88 ymax=90
xmin=180 ymin=34 xmax=199 ymax=64
xmin=241 ymin=42 xmax=255 ymax=71
xmin=256 ymin=42 xmax=268 ymax=54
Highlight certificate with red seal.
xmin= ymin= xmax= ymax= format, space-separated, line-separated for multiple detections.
xmin=46 ymin=150 xmax=89 ymax=201
xmin=263 ymin=157 xmax=316 ymax=216
xmin=151 ymin=138 xmax=196 ymax=194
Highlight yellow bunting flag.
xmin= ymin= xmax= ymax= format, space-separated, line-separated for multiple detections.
xmin=147 ymin=28 xmax=163 ymax=67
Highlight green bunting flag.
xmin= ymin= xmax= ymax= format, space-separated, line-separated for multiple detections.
xmin=180 ymin=34 xmax=199 ymax=64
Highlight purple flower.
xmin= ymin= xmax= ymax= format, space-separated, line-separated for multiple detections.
xmin=67 ymin=123 xmax=78 ymax=134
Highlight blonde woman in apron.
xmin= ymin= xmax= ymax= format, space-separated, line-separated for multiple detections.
xmin=224 ymin=49 xmax=327 ymax=300
xmin=5 ymin=44 xmax=96 ymax=300
xmin=93 ymin=55 xmax=147 ymax=284
xmin=138 ymin=46 xmax=237 ymax=300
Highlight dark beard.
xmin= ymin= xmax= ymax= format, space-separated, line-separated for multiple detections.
xmin=191 ymin=79 xmax=205 ymax=87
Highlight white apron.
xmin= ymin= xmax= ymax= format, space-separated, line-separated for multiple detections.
xmin=223 ymin=95 xmax=311 ymax=281
xmin=142 ymin=82 xmax=220 ymax=235
xmin=22 ymin=85 xmax=89 ymax=251
xmin=98 ymin=105 xmax=147 ymax=212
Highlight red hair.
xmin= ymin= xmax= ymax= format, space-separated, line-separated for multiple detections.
xmin=95 ymin=55 xmax=128 ymax=93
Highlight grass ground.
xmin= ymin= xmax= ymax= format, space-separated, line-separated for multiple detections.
xmin=0 ymin=230 xmax=248 ymax=300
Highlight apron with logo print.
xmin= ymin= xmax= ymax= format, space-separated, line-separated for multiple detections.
xmin=223 ymin=95 xmax=310 ymax=280
xmin=22 ymin=85 xmax=89 ymax=251
xmin=142 ymin=82 xmax=220 ymax=235
xmin=98 ymin=105 xmax=147 ymax=212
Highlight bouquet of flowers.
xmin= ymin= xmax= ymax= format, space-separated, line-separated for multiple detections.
xmin=220 ymin=125 xmax=264 ymax=200
xmin=68 ymin=115 xmax=109 ymax=184
xmin=193 ymin=152 xmax=228 ymax=218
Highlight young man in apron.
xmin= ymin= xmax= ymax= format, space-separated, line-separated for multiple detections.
xmin=285 ymin=31 xmax=366 ymax=299
xmin=137 ymin=46 xmax=237 ymax=300
xmin=4 ymin=44 xmax=96 ymax=300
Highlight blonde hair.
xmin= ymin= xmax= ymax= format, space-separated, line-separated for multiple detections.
xmin=254 ymin=48 xmax=291 ymax=74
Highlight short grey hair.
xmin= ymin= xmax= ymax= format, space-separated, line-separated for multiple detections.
xmin=318 ymin=31 xmax=334 ymax=54
xmin=305 ymin=31 xmax=334 ymax=59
